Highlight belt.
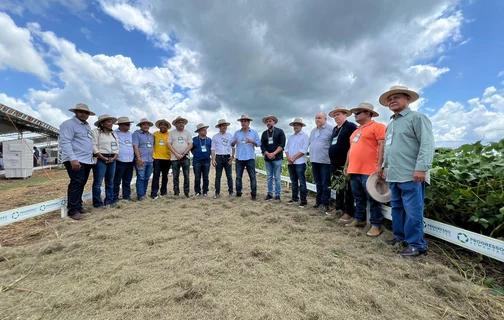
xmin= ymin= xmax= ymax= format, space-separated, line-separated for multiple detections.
xmin=216 ymin=154 xmax=231 ymax=157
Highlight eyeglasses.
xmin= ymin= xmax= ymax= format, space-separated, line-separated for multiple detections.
xmin=354 ymin=111 xmax=367 ymax=116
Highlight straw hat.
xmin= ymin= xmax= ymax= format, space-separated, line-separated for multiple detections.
xmin=94 ymin=114 xmax=117 ymax=127
xmin=262 ymin=115 xmax=278 ymax=124
xmin=350 ymin=102 xmax=379 ymax=117
xmin=69 ymin=103 xmax=96 ymax=116
xmin=172 ymin=116 xmax=188 ymax=126
xmin=155 ymin=119 xmax=171 ymax=129
xmin=379 ymin=85 xmax=419 ymax=106
xmin=366 ymin=173 xmax=391 ymax=203
xmin=329 ymin=106 xmax=352 ymax=117
xmin=116 ymin=117 xmax=134 ymax=124
xmin=136 ymin=118 xmax=154 ymax=127
xmin=237 ymin=114 xmax=253 ymax=121
xmin=215 ymin=119 xmax=231 ymax=128
xmin=288 ymin=117 xmax=306 ymax=127
xmin=194 ymin=123 xmax=209 ymax=133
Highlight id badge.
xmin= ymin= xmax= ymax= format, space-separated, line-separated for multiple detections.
xmin=242 ymin=137 xmax=247 ymax=144
xmin=385 ymin=135 xmax=392 ymax=146
xmin=111 ymin=142 xmax=118 ymax=151
xmin=202 ymin=145 xmax=207 ymax=153
xmin=222 ymin=138 xmax=228 ymax=146
xmin=147 ymin=141 xmax=152 ymax=148
xmin=268 ymin=137 xmax=273 ymax=145
xmin=125 ymin=140 xmax=132 ymax=147
xmin=87 ymin=131 xmax=93 ymax=139
xmin=159 ymin=139 xmax=165 ymax=146
xmin=178 ymin=136 xmax=184 ymax=144
xmin=331 ymin=137 xmax=338 ymax=145
xmin=352 ymin=132 xmax=361 ymax=143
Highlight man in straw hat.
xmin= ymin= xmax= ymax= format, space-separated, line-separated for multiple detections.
xmin=211 ymin=119 xmax=235 ymax=198
xmin=59 ymin=103 xmax=96 ymax=220
xmin=260 ymin=115 xmax=286 ymax=201
xmin=285 ymin=117 xmax=309 ymax=207
xmin=231 ymin=114 xmax=261 ymax=200
xmin=113 ymin=116 xmax=135 ymax=203
xmin=132 ymin=118 xmax=155 ymax=201
xmin=379 ymin=85 xmax=435 ymax=257
xmin=309 ymin=112 xmax=333 ymax=212
xmin=344 ymin=103 xmax=386 ymax=237
xmin=91 ymin=114 xmax=119 ymax=209
xmin=151 ymin=119 xmax=172 ymax=199
xmin=327 ymin=106 xmax=357 ymax=220
xmin=192 ymin=123 xmax=212 ymax=197
xmin=167 ymin=116 xmax=193 ymax=197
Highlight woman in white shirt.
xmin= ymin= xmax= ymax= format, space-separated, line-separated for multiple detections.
xmin=92 ymin=114 xmax=120 ymax=208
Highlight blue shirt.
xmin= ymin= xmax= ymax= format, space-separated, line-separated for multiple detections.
xmin=285 ymin=131 xmax=309 ymax=164
xmin=115 ymin=129 xmax=134 ymax=163
xmin=132 ymin=130 xmax=154 ymax=163
xmin=192 ymin=136 xmax=212 ymax=161
xmin=309 ymin=123 xmax=334 ymax=164
xmin=59 ymin=116 xmax=94 ymax=164
xmin=232 ymin=128 xmax=261 ymax=161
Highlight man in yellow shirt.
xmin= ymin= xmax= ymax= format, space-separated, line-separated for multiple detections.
xmin=151 ymin=119 xmax=172 ymax=199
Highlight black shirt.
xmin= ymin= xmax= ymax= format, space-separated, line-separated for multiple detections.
xmin=260 ymin=127 xmax=286 ymax=161
xmin=328 ymin=120 xmax=357 ymax=167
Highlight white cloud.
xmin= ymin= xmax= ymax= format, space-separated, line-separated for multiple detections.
xmin=0 ymin=0 xmax=87 ymax=15
xmin=0 ymin=12 xmax=51 ymax=81
xmin=498 ymin=71 xmax=504 ymax=77
xmin=483 ymin=86 xmax=496 ymax=97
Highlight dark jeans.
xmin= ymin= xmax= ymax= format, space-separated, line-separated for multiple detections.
xmin=351 ymin=174 xmax=383 ymax=227
xmin=331 ymin=164 xmax=355 ymax=215
xmin=389 ymin=181 xmax=428 ymax=250
xmin=215 ymin=155 xmax=233 ymax=195
xmin=113 ymin=160 xmax=134 ymax=201
xmin=64 ymin=161 xmax=92 ymax=215
xmin=193 ymin=159 xmax=211 ymax=194
xmin=151 ymin=159 xmax=172 ymax=197
xmin=288 ymin=163 xmax=307 ymax=202
xmin=92 ymin=156 xmax=116 ymax=207
xmin=172 ymin=157 xmax=190 ymax=195
xmin=235 ymin=159 xmax=256 ymax=196
xmin=311 ymin=162 xmax=331 ymax=206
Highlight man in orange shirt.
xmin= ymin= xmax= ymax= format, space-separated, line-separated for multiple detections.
xmin=344 ymin=103 xmax=386 ymax=237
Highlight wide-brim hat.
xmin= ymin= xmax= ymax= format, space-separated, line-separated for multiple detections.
xmin=137 ymin=118 xmax=154 ymax=127
xmin=69 ymin=103 xmax=96 ymax=116
xmin=289 ymin=117 xmax=306 ymax=127
xmin=94 ymin=114 xmax=117 ymax=127
xmin=366 ymin=173 xmax=391 ymax=203
xmin=172 ymin=116 xmax=188 ymax=126
xmin=155 ymin=119 xmax=172 ymax=129
xmin=329 ymin=106 xmax=352 ymax=117
xmin=215 ymin=119 xmax=231 ymax=128
xmin=379 ymin=85 xmax=419 ymax=107
xmin=116 ymin=116 xmax=134 ymax=124
xmin=262 ymin=115 xmax=278 ymax=124
xmin=194 ymin=123 xmax=209 ymax=133
xmin=350 ymin=102 xmax=379 ymax=117
xmin=237 ymin=114 xmax=253 ymax=121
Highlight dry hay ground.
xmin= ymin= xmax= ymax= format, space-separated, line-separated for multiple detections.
xmin=1 ymin=173 xmax=504 ymax=319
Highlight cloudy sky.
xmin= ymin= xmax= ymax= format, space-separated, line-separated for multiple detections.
xmin=0 ymin=0 xmax=503 ymax=147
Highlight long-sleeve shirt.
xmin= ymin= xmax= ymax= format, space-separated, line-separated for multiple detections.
xmin=308 ymin=123 xmax=333 ymax=164
xmin=232 ymin=128 xmax=261 ymax=161
xmin=384 ymin=107 xmax=435 ymax=184
xmin=260 ymin=127 xmax=286 ymax=161
xmin=92 ymin=128 xmax=119 ymax=155
xmin=114 ymin=129 xmax=134 ymax=162
xmin=285 ymin=131 xmax=309 ymax=164
xmin=59 ymin=116 xmax=94 ymax=164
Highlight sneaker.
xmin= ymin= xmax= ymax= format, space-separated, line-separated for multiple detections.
xmin=194 ymin=193 xmax=201 ymax=199
xmin=138 ymin=196 xmax=146 ymax=201
xmin=319 ymin=205 xmax=329 ymax=212
xmin=228 ymin=193 xmax=234 ymax=198
xmin=79 ymin=207 xmax=91 ymax=214
xmin=203 ymin=194 xmax=208 ymax=198
xmin=274 ymin=196 xmax=281 ymax=201
xmin=287 ymin=199 xmax=298 ymax=204
xmin=386 ymin=238 xmax=408 ymax=247
xmin=345 ymin=220 xmax=366 ymax=228
xmin=299 ymin=202 xmax=307 ymax=208
xmin=151 ymin=195 xmax=159 ymax=200
xmin=184 ymin=193 xmax=190 ymax=198
xmin=366 ymin=226 xmax=383 ymax=237
xmin=400 ymin=246 xmax=427 ymax=257
xmin=264 ymin=194 xmax=273 ymax=201
xmin=213 ymin=194 xmax=220 ymax=199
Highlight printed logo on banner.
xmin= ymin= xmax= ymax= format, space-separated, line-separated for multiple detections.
xmin=61 ymin=199 xmax=67 ymax=206
xmin=425 ymin=222 xmax=452 ymax=237
xmin=12 ymin=211 xmax=20 ymax=219
xmin=40 ymin=205 xmax=46 ymax=211
xmin=457 ymin=233 xmax=469 ymax=244
xmin=0 ymin=215 xmax=8 ymax=222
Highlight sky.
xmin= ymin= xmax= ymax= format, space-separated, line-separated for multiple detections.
xmin=0 ymin=0 xmax=503 ymax=147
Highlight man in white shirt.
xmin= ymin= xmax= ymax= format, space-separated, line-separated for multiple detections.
xmin=211 ymin=119 xmax=235 ymax=198
xmin=285 ymin=117 xmax=309 ymax=207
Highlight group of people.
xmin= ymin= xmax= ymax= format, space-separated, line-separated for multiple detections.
xmin=59 ymin=85 xmax=434 ymax=257
xmin=32 ymin=146 xmax=49 ymax=167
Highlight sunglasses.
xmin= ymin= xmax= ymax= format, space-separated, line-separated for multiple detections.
xmin=120 ymin=123 xmax=131 ymax=126
xmin=354 ymin=111 xmax=367 ymax=116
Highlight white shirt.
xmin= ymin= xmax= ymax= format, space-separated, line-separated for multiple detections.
xmin=285 ymin=131 xmax=309 ymax=164
xmin=211 ymin=132 xmax=234 ymax=155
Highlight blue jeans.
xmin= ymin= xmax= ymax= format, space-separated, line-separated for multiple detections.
xmin=351 ymin=174 xmax=383 ymax=227
xmin=311 ymin=162 xmax=331 ymax=206
xmin=288 ymin=163 xmax=307 ymax=202
xmin=92 ymin=156 xmax=116 ymax=207
xmin=389 ymin=181 xmax=428 ymax=250
xmin=41 ymin=158 xmax=48 ymax=166
xmin=172 ymin=157 xmax=190 ymax=196
xmin=151 ymin=159 xmax=171 ymax=197
xmin=214 ymin=155 xmax=233 ymax=195
xmin=135 ymin=161 xmax=153 ymax=199
xmin=235 ymin=159 xmax=256 ymax=196
xmin=64 ymin=161 xmax=92 ymax=215
xmin=193 ymin=159 xmax=211 ymax=194
xmin=113 ymin=160 xmax=133 ymax=201
xmin=265 ymin=159 xmax=282 ymax=196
